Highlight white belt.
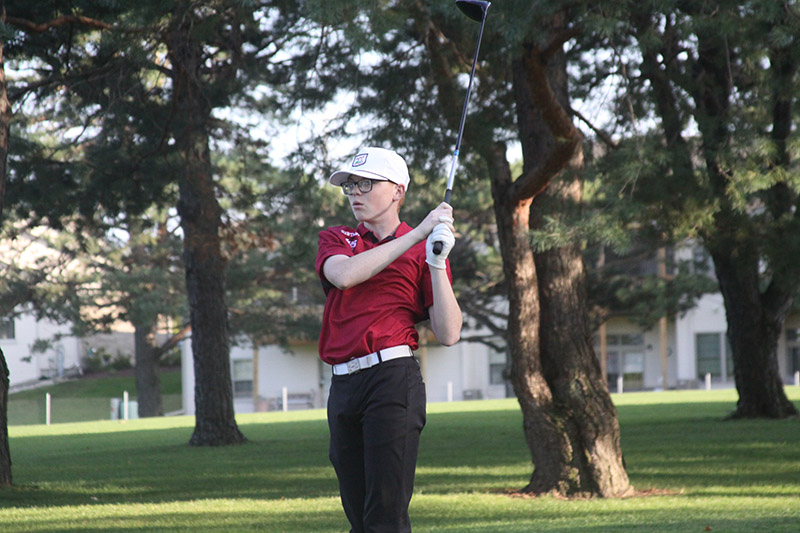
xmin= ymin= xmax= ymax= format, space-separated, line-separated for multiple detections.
xmin=332 ymin=345 xmax=413 ymax=376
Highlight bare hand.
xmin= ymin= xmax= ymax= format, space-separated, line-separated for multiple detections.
xmin=417 ymin=203 xmax=454 ymax=238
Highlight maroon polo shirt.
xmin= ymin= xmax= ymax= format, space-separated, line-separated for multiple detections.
xmin=316 ymin=221 xmax=452 ymax=365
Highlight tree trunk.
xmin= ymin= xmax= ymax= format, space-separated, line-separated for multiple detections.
xmin=0 ymin=349 xmax=12 ymax=486
xmin=709 ymin=217 xmax=797 ymax=419
xmin=533 ymin=182 xmax=632 ymax=497
xmin=0 ymin=6 xmax=7 ymax=223
xmin=0 ymin=8 xmax=13 ymax=487
xmin=690 ymin=13 xmax=798 ymax=420
xmin=526 ymin=29 xmax=631 ymax=493
xmin=486 ymin=143 xmax=548 ymax=489
xmin=167 ymin=7 xmax=245 ymax=446
xmin=134 ymin=320 xmax=163 ymax=417
xmin=418 ymin=2 xmax=630 ymax=497
xmin=486 ymin=15 xmax=630 ymax=496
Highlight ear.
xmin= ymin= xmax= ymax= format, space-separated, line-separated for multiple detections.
xmin=394 ymin=184 xmax=405 ymax=201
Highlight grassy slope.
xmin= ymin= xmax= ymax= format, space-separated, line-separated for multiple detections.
xmin=7 ymin=370 xmax=182 ymax=425
xmin=0 ymin=388 xmax=798 ymax=532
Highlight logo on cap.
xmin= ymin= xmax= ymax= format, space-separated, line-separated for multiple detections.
xmin=352 ymin=153 xmax=368 ymax=167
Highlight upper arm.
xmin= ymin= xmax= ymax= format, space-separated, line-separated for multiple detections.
xmin=321 ymin=254 xmax=351 ymax=290
xmin=316 ymin=228 xmax=354 ymax=291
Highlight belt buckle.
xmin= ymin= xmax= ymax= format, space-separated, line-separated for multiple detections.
xmin=346 ymin=359 xmax=361 ymax=374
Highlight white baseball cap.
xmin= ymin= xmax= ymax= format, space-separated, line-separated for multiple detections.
xmin=329 ymin=147 xmax=410 ymax=190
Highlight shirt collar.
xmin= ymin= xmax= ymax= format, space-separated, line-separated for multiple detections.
xmin=358 ymin=221 xmax=411 ymax=244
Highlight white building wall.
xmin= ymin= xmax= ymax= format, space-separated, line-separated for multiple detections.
xmin=675 ymin=293 xmax=727 ymax=385
xmin=251 ymin=343 xmax=323 ymax=410
xmin=180 ymin=335 xmax=509 ymax=415
xmin=639 ymin=324 xmax=677 ymax=390
xmin=182 ymin=339 xmax=325 ymax=415
xmin=179 ymin=295 xmax=798 ymax=415
xmin=422 ymin=341 xmax=504 ymax=403
xmin=423 ymin=343 xmax=463 ymax=403
xmin=180 ymin=338 xmax=195 ymax=415
xmin=1 ymin=312 xmax=82 ymax=388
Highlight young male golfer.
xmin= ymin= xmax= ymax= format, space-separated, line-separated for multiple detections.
xmin=316 ymin=147 xmax=462 ymax=532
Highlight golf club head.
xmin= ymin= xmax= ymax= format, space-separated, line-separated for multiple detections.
xmin=456 ymin=0 xmax=490 ymax=22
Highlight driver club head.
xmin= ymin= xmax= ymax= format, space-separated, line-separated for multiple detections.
xmin=456 ymin=0 xmax=490 ymax=22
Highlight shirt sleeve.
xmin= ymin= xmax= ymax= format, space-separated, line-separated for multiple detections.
xmin=316 ymin=227 xmax=356 ymax=294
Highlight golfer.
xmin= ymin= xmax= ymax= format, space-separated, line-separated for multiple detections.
xmin=316 ymin=147 xmax=462 ymax=532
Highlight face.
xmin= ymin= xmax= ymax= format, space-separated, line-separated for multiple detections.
xmin=342 ymin=176 xmax=404 ymax=223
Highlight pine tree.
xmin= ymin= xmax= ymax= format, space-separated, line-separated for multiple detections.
xmin=3 ymin=0 xmax=353 ymax=444
xmin=594 ymin=0 xmax=800 ymax=418
xmin=0 ymin=0 xmax=12 ymax=487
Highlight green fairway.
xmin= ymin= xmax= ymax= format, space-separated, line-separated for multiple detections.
xmin=2 ymin=388 xmax=800 ymax=532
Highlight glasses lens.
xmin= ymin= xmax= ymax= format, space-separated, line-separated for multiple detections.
xmin=342 ymin=180 xmax=373 ymax=195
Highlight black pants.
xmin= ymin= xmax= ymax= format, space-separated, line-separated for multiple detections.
xmin=328 ymin=356 xmax=427 ymax=533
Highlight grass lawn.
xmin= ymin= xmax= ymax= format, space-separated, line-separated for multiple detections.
xmin=1 ymin=387 xmax=800 ymax=532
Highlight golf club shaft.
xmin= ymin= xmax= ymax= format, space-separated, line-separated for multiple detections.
xmin=434 ymin=5 xmax=488 ymax=255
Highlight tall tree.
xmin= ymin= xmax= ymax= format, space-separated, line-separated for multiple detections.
xmin=0 ymin=347 xmax=9 ymax=487
xmin=1 ymin=0 xmax=239 ymax=442
xmin=2 ymin=2 xmax=190 ymax=422
xmin=485 ymin=6 xmax=630 ymax=496
xmin=604 ymin=0 xmax=800 ymax=418
xmin=161 ymin=2 xmax=243 ymax=445
xmin=4 ymin=0 xmax=360 ymax=443
xmin=1 ymin=0 xmax=15 ymax=488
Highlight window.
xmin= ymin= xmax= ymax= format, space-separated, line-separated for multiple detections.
xmin=489 ymin=364 xmax=506 ymax=385
xmin=620 ymin=333 xmax=644 ymax=346
xmin=696 ymin=333 xmax=721 ymax=378
xmin=0 ymin=318 xmax=14 ymax=340
xmin=696 ymin=333 xmax=733 ymax=381
xmin=606 ymin=350 xmax=620 ymax=390
xmin=623 ymin=352 xmax=645 ymax=389
xmin=790 ymin=347 xmax=800 ymax=375
xmin=598 ymin=333 xmax=645 ymax=391
xmin=787 ymin=328 xmax=800 ymax=375
xmin=232 ymin=359 xmax=253 ymax=397
xmin=488 ymin=349 xmax=508 ymax=386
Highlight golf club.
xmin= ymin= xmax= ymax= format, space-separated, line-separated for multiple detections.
xmin=434 ymin=0 xmax=491 ymax=255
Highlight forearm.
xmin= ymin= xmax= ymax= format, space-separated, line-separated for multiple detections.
xmin=428 ymin=267 xmax=462 ymax=346
xmin=323 ymin=228 xmax=424 ymax=290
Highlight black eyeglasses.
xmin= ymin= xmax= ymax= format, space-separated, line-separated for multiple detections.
xmin=341 ymin=179 xmax=376 ymax=195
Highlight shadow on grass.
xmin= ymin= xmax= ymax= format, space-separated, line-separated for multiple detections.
xmin=3 ymin=398 xmax=800 ymax=523
xmin=3 ymin=420 xmax=337 ymax=509
xmin=412 ymin=499 xmax=800 ymax=533
xmin=1 ymin=504 xmax=348 ymax=533
xmin=618 ymin=402 xmax=800 ymax=494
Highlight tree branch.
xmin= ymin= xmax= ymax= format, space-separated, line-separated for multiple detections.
xmin=570 ymin=105 xmax=618 ymax=149
xmin=5 ymin=15 xmax=113 ymax=33
xmin=510 ymin=42 xmax=583 ymax=205
xmin=154 ymin=324 xmax=192 ymax=359
xmin=542 ymin=26 xmax=582 ymax=62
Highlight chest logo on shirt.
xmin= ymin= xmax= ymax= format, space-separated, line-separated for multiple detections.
xmin=340 ymin=229 xmax=359 ymax=249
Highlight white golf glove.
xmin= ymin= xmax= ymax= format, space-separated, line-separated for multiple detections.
xmin=426 ymin=223 xmax=455 ymax=270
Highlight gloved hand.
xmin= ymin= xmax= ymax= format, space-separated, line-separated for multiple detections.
xmin=426 ymin=222 xmax=455 ymax=269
